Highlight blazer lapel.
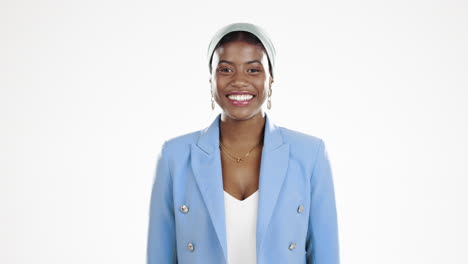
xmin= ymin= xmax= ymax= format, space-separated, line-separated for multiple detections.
xmin=190 ymin=112 xmax=290 ymax=263
xmin=190 ymin=114 xmax=227 ymax=261
xmin=255 ymin=112 xmax=290 ymax=255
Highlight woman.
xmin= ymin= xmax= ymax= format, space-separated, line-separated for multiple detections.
xmin=147 ymin=22 xmax=340 ymax=264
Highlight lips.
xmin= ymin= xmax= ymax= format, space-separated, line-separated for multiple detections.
xmin=226 ymin=91 xmax=256 ymax=106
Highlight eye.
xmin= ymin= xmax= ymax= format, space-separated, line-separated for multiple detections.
xmin=218 ymin=67 xmax=233 ymax=73
xmin=247 ymin=68 xmax=261 ymax=73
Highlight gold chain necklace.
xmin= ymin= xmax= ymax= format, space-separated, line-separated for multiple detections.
xmin=219 ymin=139 xmax=263 ymax=163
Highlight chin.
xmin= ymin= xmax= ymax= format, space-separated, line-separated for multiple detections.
xmin=223 ymin=107 xmax=262 ymax=121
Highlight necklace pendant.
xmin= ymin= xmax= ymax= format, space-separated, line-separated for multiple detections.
xmin=236 ymin=158 xmax=242 ymax=163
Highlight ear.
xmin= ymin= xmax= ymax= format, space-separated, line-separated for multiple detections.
xmin=269 ymin=77 xmax=274 ymax=87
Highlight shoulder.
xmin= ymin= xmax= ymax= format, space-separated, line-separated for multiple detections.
xmin=279 ymin=127 xmax=325 ymax=175
xmin=160 ymin=129 xmax=201 ymax=155
xmin=278 ymin=126 xmax=324 ymax=150
xmin=277 ymin=126 xmax=327 ymax=169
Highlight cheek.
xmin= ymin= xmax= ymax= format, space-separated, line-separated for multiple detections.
xmin=213 ymin=76 xmax=231 ymax=91
xmin=211 ymin=78 xmax=226 ymax=100
xmin=255 ymin=79 xmax=269 ymax=97
xmin=210 ymin=75 xmax=220 ymax=90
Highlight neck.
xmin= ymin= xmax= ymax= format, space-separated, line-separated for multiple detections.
xmin=219 ymin=111 xmax=266 ymax=150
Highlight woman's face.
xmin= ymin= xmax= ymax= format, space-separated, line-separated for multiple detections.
xmin=210 ymin=40 xmax=272 ymax=121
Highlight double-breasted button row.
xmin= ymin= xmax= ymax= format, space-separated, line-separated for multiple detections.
xmin=180 ymin=205 xmax=194 ymax=252
xmin=180 ymin=203 xmax=301 ymax=252
xmin=289 ymin=204 xmax=303 ymax=252
xmin=181 ymin=203 xmax=303 ymax=214
xmin=180 ymin=204 xmax=189 ymax=214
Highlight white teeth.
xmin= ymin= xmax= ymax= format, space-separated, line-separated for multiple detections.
xmin=228 ymin=94 xmax=254 ymax=101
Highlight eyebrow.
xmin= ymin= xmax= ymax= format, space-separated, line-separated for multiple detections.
xmin=218 ymin=60 xmax=263 ymax=65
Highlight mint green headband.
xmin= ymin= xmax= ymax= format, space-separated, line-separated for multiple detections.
xmin=207 ymin=22 xmax=276 ymax=77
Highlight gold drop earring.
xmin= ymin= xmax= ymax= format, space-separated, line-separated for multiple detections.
xmin=267 ymin=87 xmax=272 ymax=110
xmin=211 ymin=92 xmax=215 ymax=110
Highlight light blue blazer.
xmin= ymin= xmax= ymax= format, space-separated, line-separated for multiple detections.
xmin=147 ymin=112 xmax=340 ymax=264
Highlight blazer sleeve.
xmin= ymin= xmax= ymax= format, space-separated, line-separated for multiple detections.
xmin=306 ymin=139 xmax=340 ymax=264
xmin=147 ymin=141 xmax=178 ymax=264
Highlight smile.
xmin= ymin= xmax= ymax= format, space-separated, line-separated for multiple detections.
xmin=227 ymin=94 xmax=254 ymax=101
xmin=226 ymin=94 xmax=255 ymax=106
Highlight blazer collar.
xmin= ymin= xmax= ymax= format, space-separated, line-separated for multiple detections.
xmin=197 ymin=111 xmax=284 ymax=154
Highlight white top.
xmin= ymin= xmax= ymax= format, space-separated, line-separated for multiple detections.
xmin=223 ymin=189 xmax=259 ymax=264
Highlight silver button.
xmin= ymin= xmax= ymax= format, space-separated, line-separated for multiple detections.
xmin=187 ymin=242 xmax=195 ymax=251
xmin=288 ymin=242 xmax=297 ymax=250
xmin=297 ymin=204 xmax=304 ymax=213
xmin=180 ymin=204 xmax=189 ymax=214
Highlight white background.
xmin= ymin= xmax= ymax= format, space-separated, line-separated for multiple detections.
xmin=1 ymin=0 xmax=467 ymax=263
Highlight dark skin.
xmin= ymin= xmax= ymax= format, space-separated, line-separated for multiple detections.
xmin=210 ymin=41 xmax=273 ymax=201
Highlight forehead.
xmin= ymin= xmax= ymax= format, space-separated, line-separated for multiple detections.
xmin=213 ymin=41 xmax=267 ymax=63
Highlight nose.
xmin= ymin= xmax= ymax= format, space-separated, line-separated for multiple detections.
xmin=231 ymin=71 xmax=249 ymax=88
